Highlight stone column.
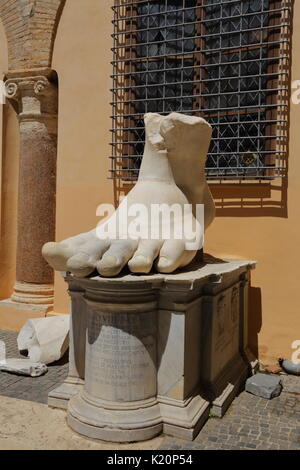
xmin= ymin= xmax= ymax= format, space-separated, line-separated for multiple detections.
xmin=67 ymin=280 xmax=162 ymax=442
xmin=5 ymin=72 xmax=58 ymax=310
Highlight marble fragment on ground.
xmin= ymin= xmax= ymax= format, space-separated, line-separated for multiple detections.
xmin=17 ymin=315 xmax=69 ymax=365
xmin=0 ymin=358 xmax=47 ymax=377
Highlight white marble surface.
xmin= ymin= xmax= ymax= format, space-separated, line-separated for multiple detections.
xmin=17 ymin=315 xmax=69 ymax=365
xmin=0 ymin=358 xmax=47 ymax=377
xmin=76 ymin=259 xmax=256 ymax=285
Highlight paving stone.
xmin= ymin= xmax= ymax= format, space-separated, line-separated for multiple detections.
xmin=245 ymin=374 xmax=282 ymax=399
xmin=0 ymin=329 xmax=68 ymax=404
xmin=159 ymin=374 xmax=300 ymax=450
xmin=2 ymin=329 xmax=300 ymax=451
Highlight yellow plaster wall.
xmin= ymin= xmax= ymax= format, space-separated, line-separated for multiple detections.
xmin=0 ymin=1 xmax=299 ymax=364
xmin=51 ymin=0 xmax=114 ymax=313
xmin=51 ymin=0 xmax=300 ymax=364
xmin=205 ymin=4 xmax=300 ymax=365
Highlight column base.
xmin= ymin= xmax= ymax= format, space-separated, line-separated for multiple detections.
xmin=68 ymin=392 xmax=163 ymax=443
xmin=0 ymin=282 xmax=54 ymax=330
xmin=67 ymin=390 xmax=210 ymax=442
xmin=0 ymin=298 xmax=52 ymax=331
xmin=11 ymin=281 xmax=54 ymax=305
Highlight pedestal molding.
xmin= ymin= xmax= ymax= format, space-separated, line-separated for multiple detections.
xmin=11 ymin=281 xmax=54 ymax=305
xmin=49 ymin=260 xmax=256 ymax=442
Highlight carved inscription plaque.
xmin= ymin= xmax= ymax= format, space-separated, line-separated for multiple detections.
xmin=85 ymin=309 xmax=157 ymax=402
xmin=213 ymin=285 xmax=240 ymax=377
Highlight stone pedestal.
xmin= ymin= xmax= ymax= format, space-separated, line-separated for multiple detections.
xmin=48 ymin=287 xmax=87 ymax=408
xmin=49 ymin=259 xmax=256 ymax=441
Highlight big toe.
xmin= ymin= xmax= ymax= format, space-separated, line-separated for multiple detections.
xmin=66 ymin=253 xmax=96 ymax=278
xmin=42 ymin=242 xmax=74 ymax=271
xmin=66 ymin=239 xmax=110 ymax=278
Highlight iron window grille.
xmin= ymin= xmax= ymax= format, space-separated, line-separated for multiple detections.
xmin=111 ymin=0 xmax=292 ymax=181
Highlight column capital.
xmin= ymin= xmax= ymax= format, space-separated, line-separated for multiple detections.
xmin=5 ymin=75 xmax=55 ymax=101
xmin=4 ymin=74 xmax=58 ymax=132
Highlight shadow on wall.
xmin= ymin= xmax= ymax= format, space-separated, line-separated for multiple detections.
xmin=248 ymin=286 xmax=262 ymax=361
xmin=114 ymin=178 xmax=288 ymax=219
xmin=209 ymin=179 xmax=288 ymax=218
xmin=112 ymin=0 xmax=294 ymax=218
xmin=205 ymin=0 xmax=295 ymax=220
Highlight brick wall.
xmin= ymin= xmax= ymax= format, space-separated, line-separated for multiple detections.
xmin=0 ymin=0 xmax=65 ymax=71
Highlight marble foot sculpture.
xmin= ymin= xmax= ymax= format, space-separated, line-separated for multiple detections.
xmin=42 ymin=113 xmax=215 ymax=277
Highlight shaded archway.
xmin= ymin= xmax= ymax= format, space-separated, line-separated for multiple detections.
xmin=0 ymin=0 xmax=66 ymax=72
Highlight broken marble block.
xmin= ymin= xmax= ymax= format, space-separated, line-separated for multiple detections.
xmin=245 ymin=374 xmax=282 ymax=399
xmin=17 ymin=315 xmax=70 ymax=365
xmin=0 ymin=359 xmax=47 ymax=377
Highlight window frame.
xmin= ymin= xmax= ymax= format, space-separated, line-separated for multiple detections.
xmin=110 ymin=0 xmax=292 ymax=183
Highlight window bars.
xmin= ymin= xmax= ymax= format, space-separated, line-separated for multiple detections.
xmin=111 ymin=0 xmax=292 ymax=181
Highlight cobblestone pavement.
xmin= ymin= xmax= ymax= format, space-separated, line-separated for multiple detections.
xmin=160 ymin=374 xmax=300 ymax=450
xmin=1 ymin=329 xmax=300 ymax=450
xmin=0 ymin=329 xmax=68 ymax=404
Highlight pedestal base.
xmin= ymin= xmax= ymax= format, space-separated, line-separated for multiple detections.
xmin=159 ymin=395 xmax=210 ymax=440
xmin=209 ymin=355 xmax=248 ymax=417
xmin=48 ymin=377 xmax=84 ymax=410
xmin=68 ymin=393 xmax=163 ymax=442
xmin=49 ymin=258 xmax=256 ymax=442
xmin=66 ymin=389 xmax=210 ymax=442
